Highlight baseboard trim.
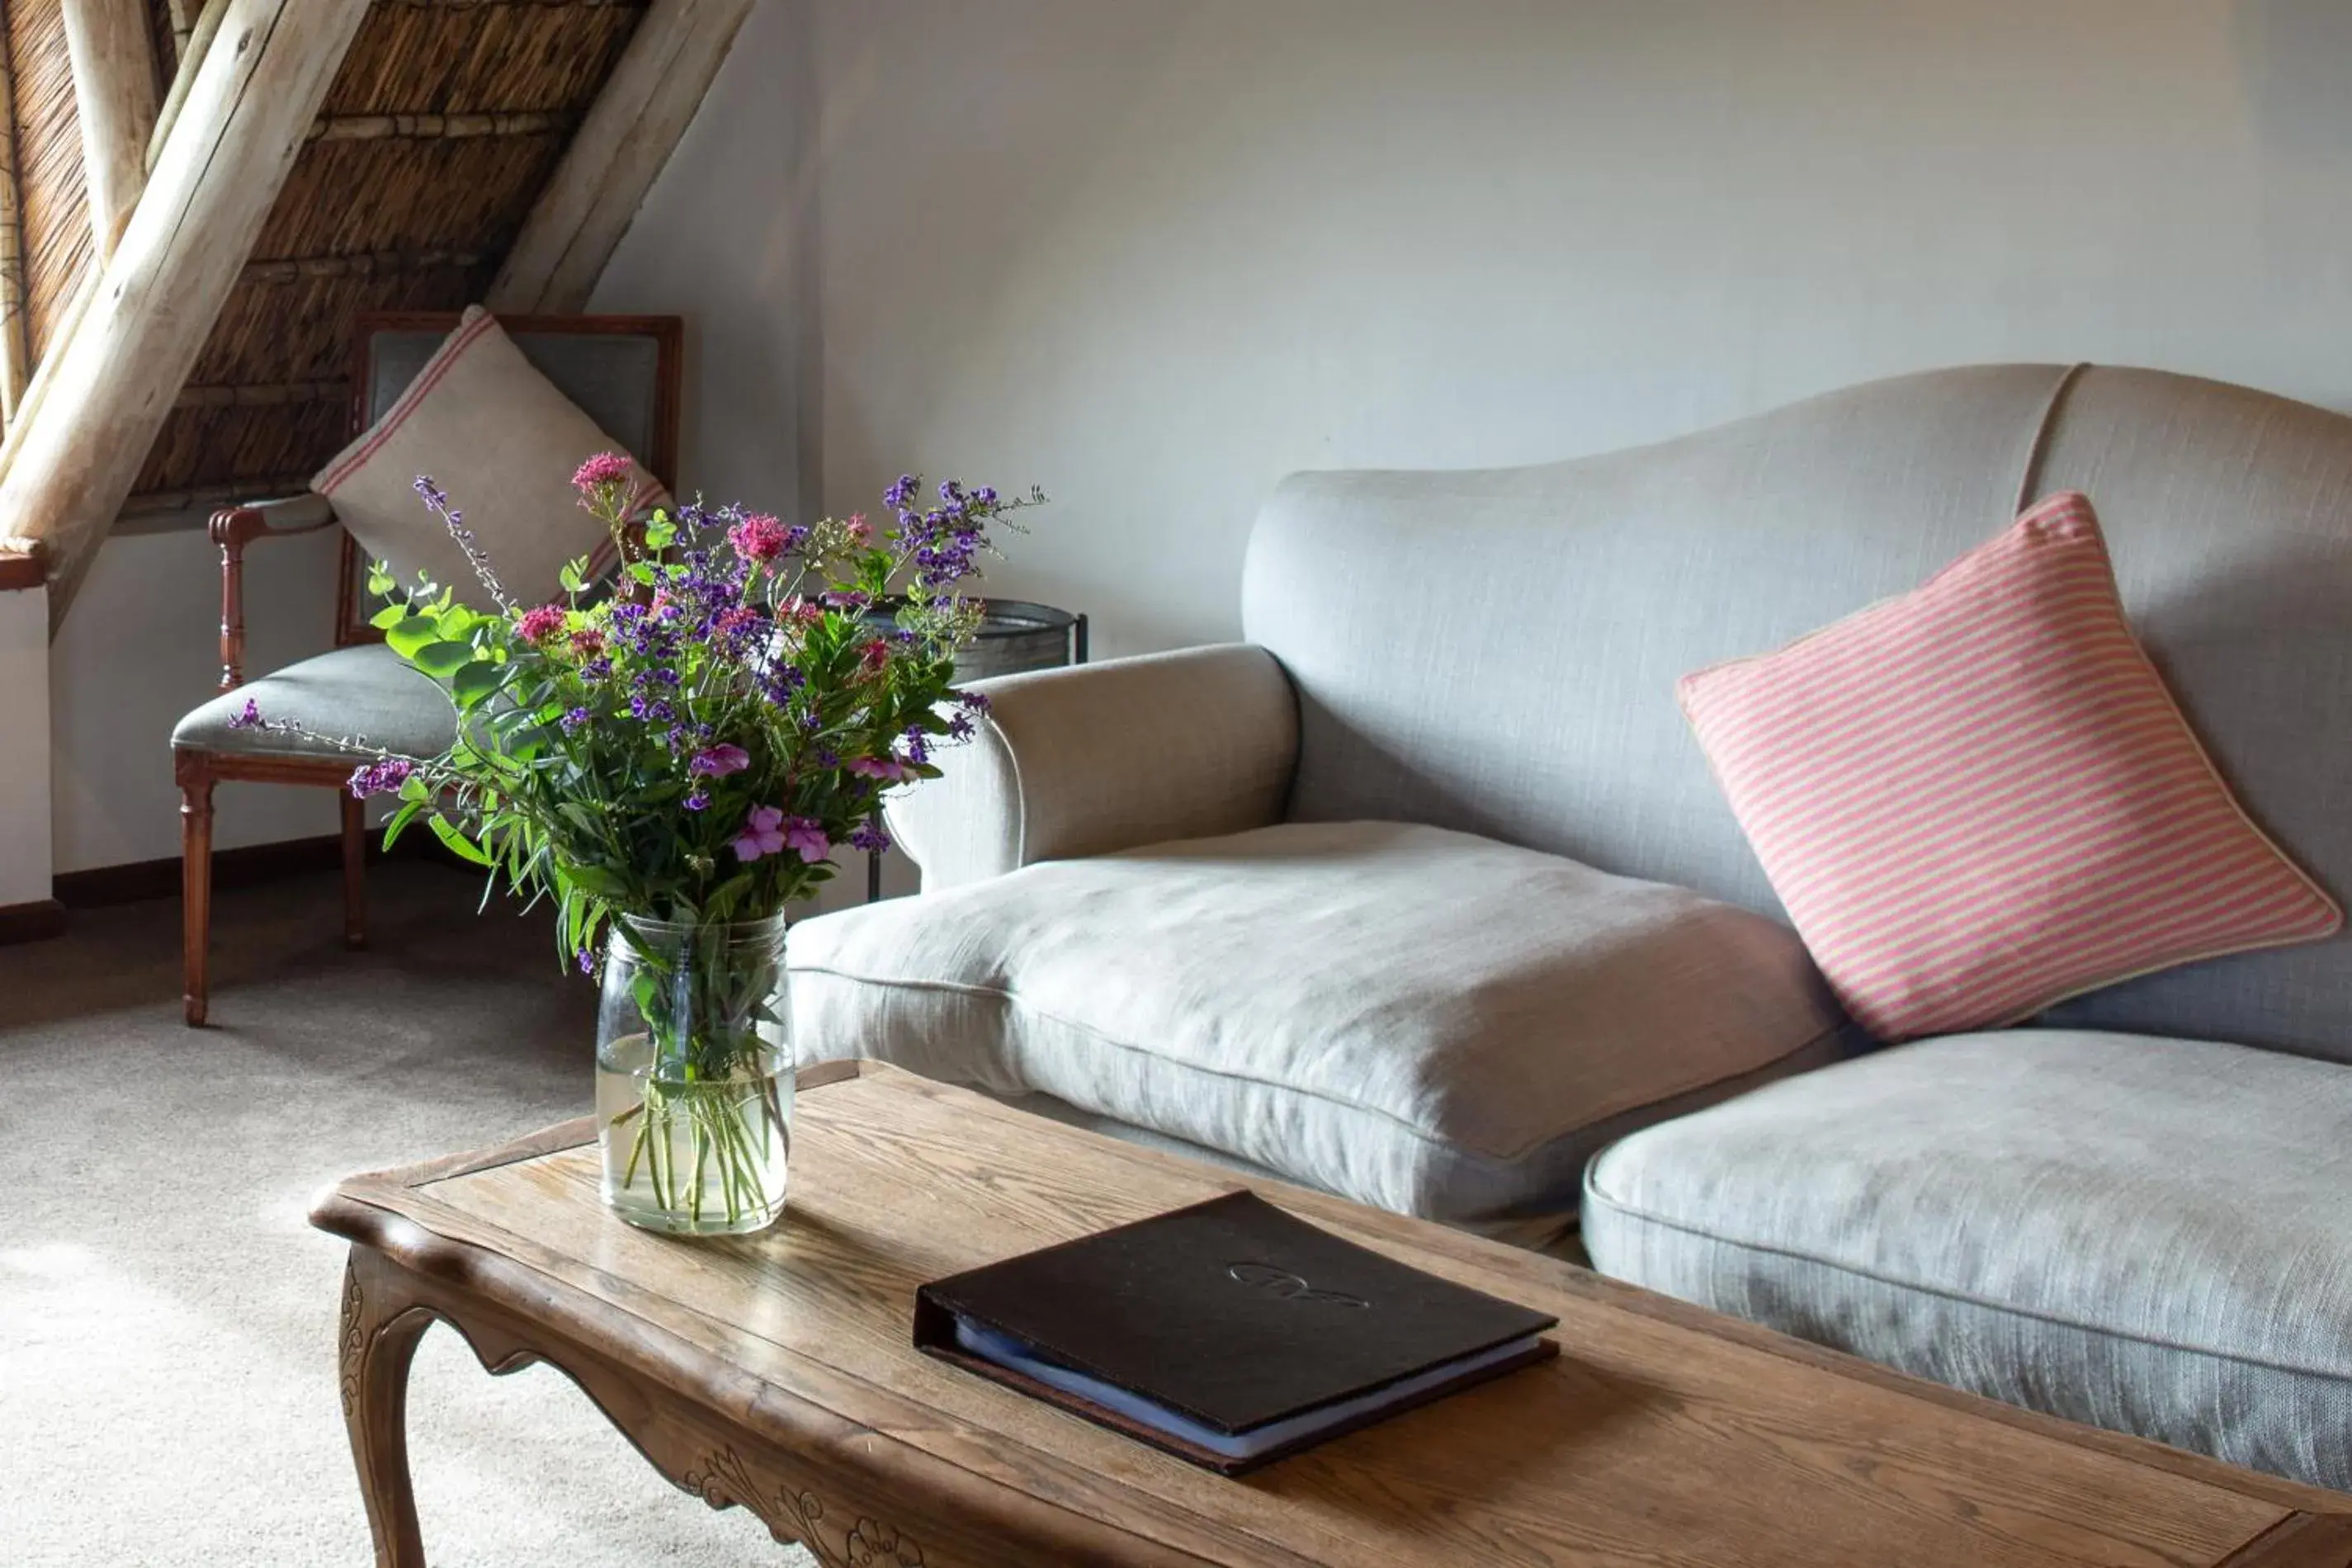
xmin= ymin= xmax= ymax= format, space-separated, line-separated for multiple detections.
xmin=0 ymin=896 xmax=67 ymax=945
xmin=52 ymin=829 xmax=461 ymax=911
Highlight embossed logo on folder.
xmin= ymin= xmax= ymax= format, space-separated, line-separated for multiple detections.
xmin=1227 ymin=1262 xmax=1371 ymax=1308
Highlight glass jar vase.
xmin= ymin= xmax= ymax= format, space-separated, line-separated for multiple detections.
xmin=593 ymin=912 xmax=794 ymax=1236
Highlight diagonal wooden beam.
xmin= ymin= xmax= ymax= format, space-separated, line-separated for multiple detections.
xmin=0 ymin=26 xmax=30 ymax=425
xmin=62 ymin=0 xmax=161 ymax=261
xmin=487 ymin=0 xmax=751 ymax=314
xmin=0 ymin=0 xmax=371 ymax=632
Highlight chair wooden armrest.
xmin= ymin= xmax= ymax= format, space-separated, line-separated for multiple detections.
xmin=209 ymin=493 xmax=339 ymax=692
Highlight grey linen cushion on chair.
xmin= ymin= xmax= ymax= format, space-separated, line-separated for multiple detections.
xmin=789 ymin=820 xmax=1844 ymax=1241
xmin=1582 ymin=1029 xmax=2352 ymax=1490
xmin=172 ymin=645 xmax=455 ymax=761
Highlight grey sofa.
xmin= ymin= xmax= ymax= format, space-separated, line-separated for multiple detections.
xmin=790 ymin=362 xmax=2352 ymax=1490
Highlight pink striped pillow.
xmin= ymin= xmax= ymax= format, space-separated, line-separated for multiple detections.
xmin=1679 ymin=491 xmax=2339 ymax=1041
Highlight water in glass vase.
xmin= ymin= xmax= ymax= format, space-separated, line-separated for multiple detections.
xmin=594 ymin=912 xmax=796 ymax=1236
xmin=596 ymin=1034 xmax=792 ymax=1234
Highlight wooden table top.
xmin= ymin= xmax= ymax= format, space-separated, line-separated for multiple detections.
xmin=313 ymin=1060 xmax=2351 ymax=1567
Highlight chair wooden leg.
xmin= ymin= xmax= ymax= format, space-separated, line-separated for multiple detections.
xmin=341 ymin=793 xmax=368 ymax=951
xmin=177 ymin=751 xmax=215 ymax=1027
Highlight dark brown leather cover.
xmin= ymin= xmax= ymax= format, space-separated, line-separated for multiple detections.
xmin=913 ymin=1190 xmax=1559 ymax=1476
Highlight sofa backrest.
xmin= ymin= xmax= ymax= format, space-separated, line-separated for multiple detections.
xmin=1241 ymin=364 xmax=2352 ymax=1060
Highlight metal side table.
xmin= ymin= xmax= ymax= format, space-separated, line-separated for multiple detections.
xmin=866 ymin=599 xmax=1087 ymax=901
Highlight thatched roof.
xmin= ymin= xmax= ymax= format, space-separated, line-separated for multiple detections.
xmin=4 ymin=0 xmax=645 ymax=515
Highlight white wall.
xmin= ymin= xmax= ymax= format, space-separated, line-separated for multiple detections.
xmin=0 ymin=578 xmax=50 ymax=904
xmin=44 ymin=0 xmax=2352 ymax=874
xmin=50 ymin=528 xmax=342 ymax=873
xmin=602 ymin=0 xmax=2352 ymax=663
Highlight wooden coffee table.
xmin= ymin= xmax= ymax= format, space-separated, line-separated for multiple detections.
xmin=311 ymin=1060 xmax=2352 ymax=1567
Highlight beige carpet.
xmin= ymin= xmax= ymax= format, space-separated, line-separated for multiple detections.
xmin=0 ymin=861 xmax=808 ymax=1566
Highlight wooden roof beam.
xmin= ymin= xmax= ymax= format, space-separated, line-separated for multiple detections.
xmin=239 ymin=248 xmax=487 ymax=286
xmin=62 ymin=0 xmax=160 ymax=261
xmin=489 ymin=0 xmax=752 ymax=314
xmin=0 ymin=32 xmax=30 ymax=423
xmin=0 ymin=0 xmax=371 ymax=632
xmin=309 ymin=110 xmax=576 ymax=144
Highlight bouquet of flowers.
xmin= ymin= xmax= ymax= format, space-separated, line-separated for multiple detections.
xmin=235 ymin=456 xmax=1041 ymax=1233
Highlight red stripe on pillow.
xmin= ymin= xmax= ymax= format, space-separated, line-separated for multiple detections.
xmin=1679 ymin=491 xmax=2340 ymax=1041
xmin=316 ymin=311 xmax=500 ymax=495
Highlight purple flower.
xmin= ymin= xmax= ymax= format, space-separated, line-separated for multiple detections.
xmin=690 ymin=743 xmax=750 ymax=778
xmin=730 ymin=805 xmax=787 ymax=862
xmin=347 ymin=756 xmax=414 ymax=800
xmin=561 ymin=706 xmax=590 ymax=732
xmin=412 ymin=475 xmax=511 ymax=608
xmin=228 ymin=698 xmax=264 ymax=730
xmin=781 ymin=816 xmax=829 ymax=862
xmin=848 ymin=756 xmax=913 ymax=782
xmin=578 ymin=948 xmax=595 ymax=975
xmin=849 ymin=819 xmax=892 ymax=854
xmin=684 ymin=789 xmax=710 ymax=812
xmin=901 ymin=726 xmax=931 ymax=765
xmin=883 ymin=474 xmax=919 ymax=510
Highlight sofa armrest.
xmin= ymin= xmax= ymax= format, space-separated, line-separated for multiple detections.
xmin=210 ymin=493 xmax=338 ymax=692
xmin=886 ymin=643 xmax=1298 ymax=890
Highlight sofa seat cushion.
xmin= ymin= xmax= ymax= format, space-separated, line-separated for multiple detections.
xmin=1583 ymin=1029 xmax=2352 ymax=1490
xmin=172 ymin=644 xmax=456 ymax=763
xmin=789 ymin=820 xmax=1844 ymax=1240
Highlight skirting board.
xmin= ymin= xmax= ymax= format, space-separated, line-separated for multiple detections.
xmin=4 ymin=830 xmax=470 ymax=947
xmin=0 ymin=897 xmax=67 ymax=944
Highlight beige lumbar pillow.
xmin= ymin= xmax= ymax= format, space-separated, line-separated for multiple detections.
xmin=313 ymin=306 xmax=668 ymax=609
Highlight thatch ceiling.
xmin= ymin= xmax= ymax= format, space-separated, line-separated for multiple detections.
xmin=3 ymin=0 xmax=647 ymax=514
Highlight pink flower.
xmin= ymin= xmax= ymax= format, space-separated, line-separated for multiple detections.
xmin=781 ymin=816 xmax=830 ymax=862
xmin=713 ymin=606 xmax=764 ymax=639
xmin=730 ymin=805 xmax=787 ymax=862
xmin=858 ymin=638 xmax=891 ymax=673
xmin=515 ymin=604 xmax=566 ymax=643
xmin=729 ymin=512 xmax=790 ymax=563
xmin=690 ymin=744 xmax=750 ymax=778
xmin=844 ymin=512 xmax=870 ymax=543
xmin=569 ymin=626 xmax=605 ymax=658
xmin=572 ymin=452 xmax=634 ymax=492
xmin=848 ymin=756 xmax=913 ymax=782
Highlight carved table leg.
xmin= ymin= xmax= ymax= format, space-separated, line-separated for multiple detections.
xmin=338 ymin=1249 xmax=437 ymax=1568
xmin=325 ymin=1236 xmax=942 ymax=1566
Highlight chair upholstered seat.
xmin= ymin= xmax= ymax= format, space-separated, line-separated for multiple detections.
xmin=173 ymin=644 xmax=455 ymax=763
xmin=789 ymin=820 xmax=1846 ymax=1242
xmin=1582 ymin=1030 xmax=2352 ymax=1491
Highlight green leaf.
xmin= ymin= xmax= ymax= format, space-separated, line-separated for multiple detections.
xmin=411 ymin=640 xmax=475 ymax=678
xmin=432 ymin=604 xmax=483 ymax=642
xmin=385 ymin=616 xmax=440 ymax=661
xmin=427 ymin=814 xmax=493 ymax=867
xmin=451 ymin=659 xmax=505 ymax=707
xmin=558 ymin=558 xmax=588 ymax=593
xmin=645 ymin=516 xmax=678 ymax=551
xmin=382 ymin=798 xmax=425 ymax=848
xmin=366 ymin=565 xmax=396 ymax=597
xmin=369 ymin=604 xmax=409 ymax=631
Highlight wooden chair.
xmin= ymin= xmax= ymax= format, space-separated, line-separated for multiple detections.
xmin=171 ymin=312 xmax=683 ymax=1026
